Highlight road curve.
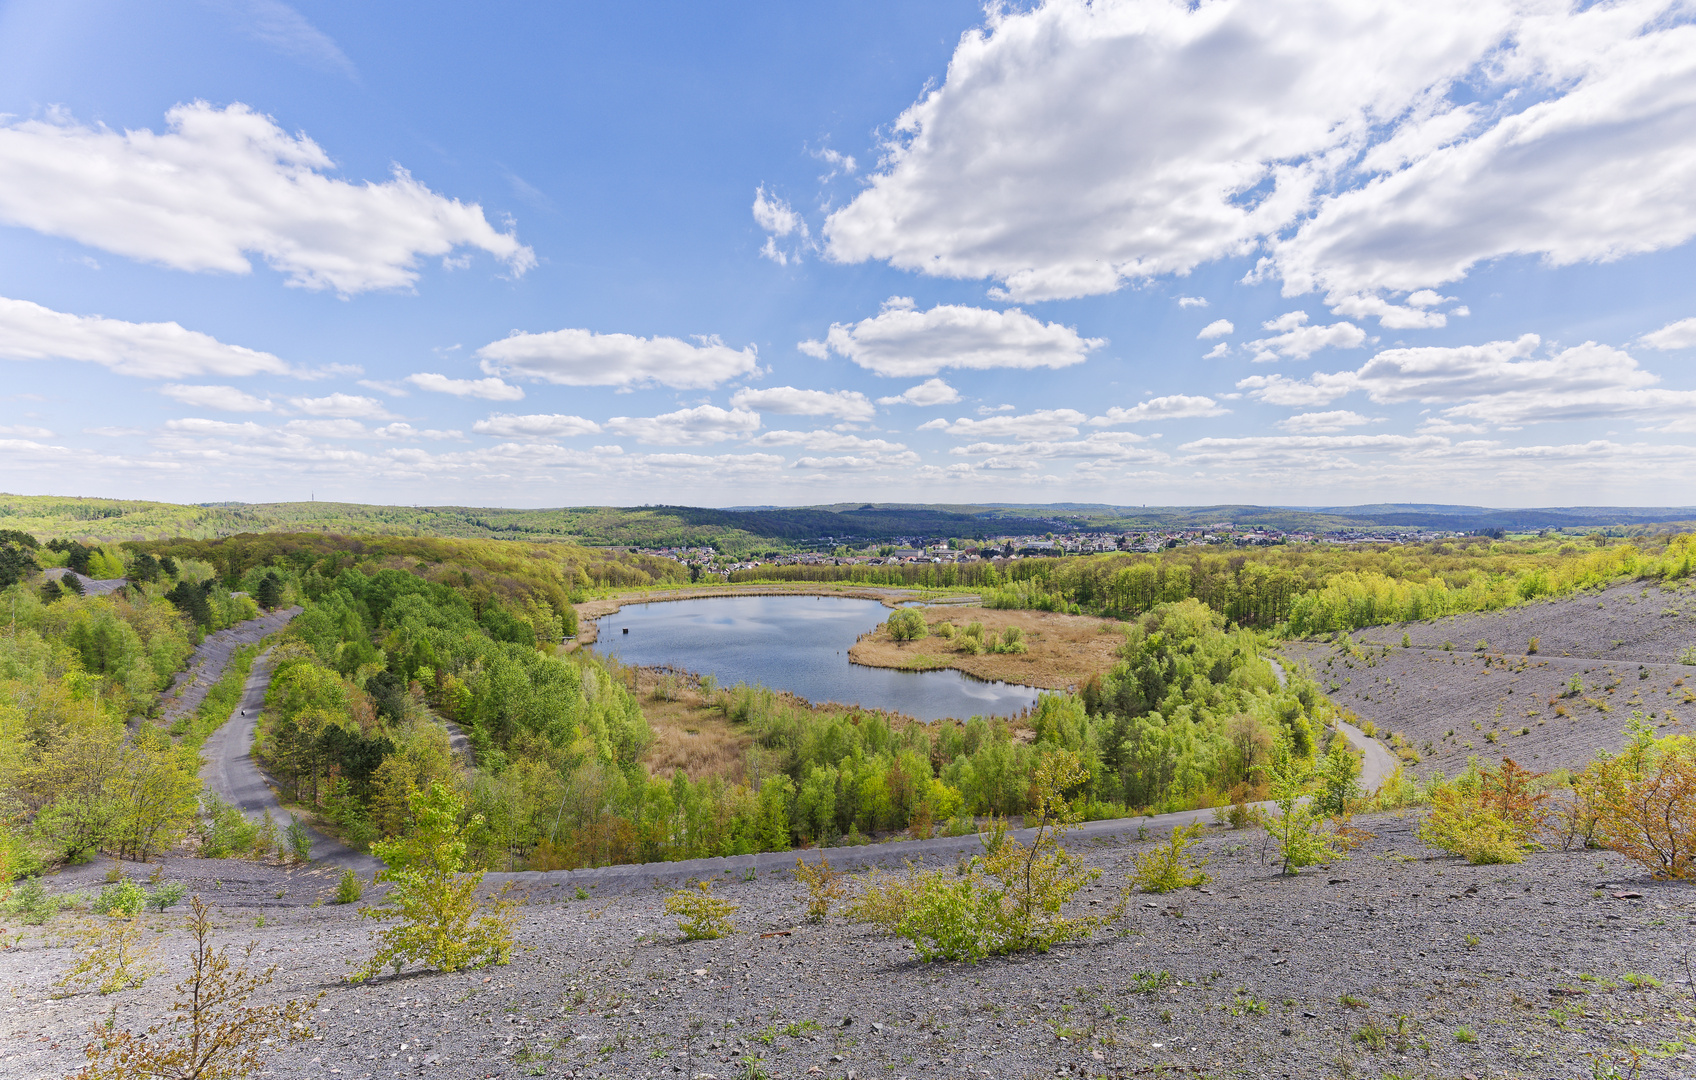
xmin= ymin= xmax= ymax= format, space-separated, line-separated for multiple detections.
xmin=197 ymin=641 xmax=382 ymax=874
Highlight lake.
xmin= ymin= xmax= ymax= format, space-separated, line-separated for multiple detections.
xmin=592 ymin=594 xmax=1043 ymax=721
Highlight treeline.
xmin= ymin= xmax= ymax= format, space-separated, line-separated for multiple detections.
xmin=248 ymin=537 xmax=1334 ymax=869
xmin=732 ymin=533 xmax=1696 ymax=634
xmin=0 ymin=549 xmax=270 ymax=875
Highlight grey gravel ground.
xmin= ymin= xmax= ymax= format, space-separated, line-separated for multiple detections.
xmin=5 ymin=816 xmax=1692 ymax=1080
xmin=1278 ymin=580 xmax=1696 ymax=778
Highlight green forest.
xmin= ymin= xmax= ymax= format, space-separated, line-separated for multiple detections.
xmin=1 ymin=524 xmax=1690 ymax=879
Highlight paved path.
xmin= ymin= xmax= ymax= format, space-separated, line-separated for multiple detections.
xmin=161 ymin=606 xmax=303 ymax=722
xmin=197 ymin=644 xmax=382 ymax=874
xmin=41 ymin=567 xmax=126 ymax=597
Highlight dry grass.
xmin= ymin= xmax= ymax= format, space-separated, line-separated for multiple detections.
xmin=848 ymin=605 xmax=1125 ymax=690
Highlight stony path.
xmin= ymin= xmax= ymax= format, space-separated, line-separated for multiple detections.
xmin=159 ymin=605 xmax=303 ymax=722
xmin=198 ymin=645 xmax=382 ymax=874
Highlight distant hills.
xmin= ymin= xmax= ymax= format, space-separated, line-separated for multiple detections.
xmin=3 ymin=493 xmax=1691 ymax=554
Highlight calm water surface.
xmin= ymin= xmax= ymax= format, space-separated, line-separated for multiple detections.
xmin=593 ymin=595 xmax=1041 ymax=721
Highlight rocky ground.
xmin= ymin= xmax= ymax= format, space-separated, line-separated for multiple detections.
xmin=4 ymin=813 xmax=1693 ymax=1080
xmin=1278 ymin=579 xmax=1696 ymax=778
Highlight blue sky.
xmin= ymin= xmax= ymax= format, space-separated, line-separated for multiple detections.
xmin=2 ymin=0 xmax=1695 ymax=509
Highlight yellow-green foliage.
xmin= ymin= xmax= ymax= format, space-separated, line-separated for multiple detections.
xmin=1257 ymin=738 xmax=1344 ymax=875
xmin=73 ymin=896 xmax=320 ymax=1080
xmin=665 ymin=880 xmax=738 ymax=940
xmin=351 ymin=783 xmax=515 ymax=981
xmin=793 ymin=857 xmax=846 ymax=922
xmin=56 ymin=916 xmax=158 ymax=996
xmin=866 ymin=751 xmax=1111 ymax=962
xmin=1574 ymin=720 xmax=1696 ymax=878
xmin=1132 ymin=823 xmax=1211 ymax=893
xmin=1419 ymin=758 xmax=1547 ymax=864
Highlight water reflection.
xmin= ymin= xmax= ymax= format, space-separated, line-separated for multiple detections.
xmin=592 ymin=594 xmax=1041 ymax=721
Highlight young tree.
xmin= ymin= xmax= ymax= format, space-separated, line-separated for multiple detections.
xmin=1579 ymin=720 xmax=1695 ymax=878
xmin=1313 ymin=736 xmax=1363 ymax=816
xmin=254 ymin=573 xmax=283 ymax=611
xmin=74 ymin=897 xmax=319 ymax=1080
xmin=351 ymin=782 xmax=515 ymax=981
xmin=886 ymin=609 xmax=927 ymax=642
xmin=1256 ymin=737 xmax=1343 ymax=875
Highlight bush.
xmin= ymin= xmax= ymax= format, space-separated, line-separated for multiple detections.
xmin=285 ymin=816 xmax=313 ymax=864
xmin=1419 ymin=758 xmax=1547 ymax=865
xmin=91 ymin=879 xmax=148 ymax=918
xmin=1132 ymin=823 xmax=1211 ymax=893
xmin=72 ymin=896 xmax=320 ymax=1078
xmin=56 ymin=916 xmax=158 ymax=996
xmin=145 ymin=881 xmax=186 ymax=913
xmin=1576 ymin=721 xmax=1696 ymax=878
xmin=335 ymin=869 xmax=364 ymax=904
xmin=1256 ymin=739 xmax=1343 ymax=875
xmin=4 ymin=876 xmax=61 ymax=924
xmin=198 ymin=794 xmax=259 ymax=859
xmin=886 ymin=609 xmax=927 ymax=643
xmin=665 ymin=881 xmax=738 ymax=940
xmin=859 ymin=752 xmax=1113 ymax=962
xmin=350 ymin=782 xmax=515 ymax=981
xmin=793 ymin=858 xmax=845 ymax=922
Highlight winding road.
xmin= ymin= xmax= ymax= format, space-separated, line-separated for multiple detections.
xmin=197 ymin=642 xmax=382 ymax=873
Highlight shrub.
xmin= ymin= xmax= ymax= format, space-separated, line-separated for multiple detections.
xmin=91 ymin=879 xmax=148 ymax=918
xmin=335 ymin=869 xmax=364 ymax=905
xmin=886 ymin=609 xmax=927 ymax=643
xmin=871 ymin=752 xmax=1113 ymax=962
xmin=72 ymin=897 xmax=320 ymax=1079
xmin=4 ymin=876 xmax=60 ymax=925
xmin=1313 ymin=737 xmax=1363 ymax=816
xmin=1132 ymin=823 xmax=1211 ymax=893
xmin=285 ymin=816 xmax=313 ymax=864
xmin=1576 ymin=721 xmax=1695 ymax=878
xmin=1420 ymin=787 xmax=1524 ymax=864
xmin=145 ymin=882 xmax=186 ymax=913
xmin=350 ymin=782 xmax=515 ymax=981
xmin=1255 ymin=738 xmax=1343 ymax=875
xmin=198 ymin=794 xmax=259 ymax=859
xmin=665 ymin=881 xmax=738 ymax=940
xmin=793 ymin=857 xmax=845 ymax=922
xmin=934 ymin=621 xmax=955 ymax=639
xmin=57 ymin=916 xmax=158 ymax=996
xmin=1527 ymin=636 xmax=1540 ymax=655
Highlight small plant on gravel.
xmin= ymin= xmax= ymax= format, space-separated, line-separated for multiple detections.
xmin=91 ymin=879 xmax=148 ymax=918
xmin=1255 ymin=738 xmax=1343 ymax=875
xmin=1129 ymin=970 xmax=1174 ymax=993
xmin=574 ymin=886 xmax=589 ymax=900
xmin=144 ymin=882 xmax=186 ymax=913
xmin=1621 ymin=971 xmax=1661 ymax=990
xmin=285 ymin=816 xmax=312 ymax=863
xmin=793 ymin=857 xmax=845 ymax=922
xmin=1353 ymin=1021 xmax=1388 ymax=1049
xmin=665 ymin=881 xmax=738 ymax=940
xmin=1527 ymin=636 xmax=1540 ymax=654
xmin=71 ymin=896 xmax=320 ymax=1080
xmin=335 ymin=869 xmax=363 ymax=904
xmin=1131 ymin=823 xmax=1210 ymax=893
xmin=6 ymin=876 xmax=62 ymax=924
xmin=351 ymin=782 xmax=516 ymax=981
xmin=1339 ymin=993 xmax=1367 ymax=1009
xmin=1454 ymin=1026 xmax=1477 ymax=1043
xmin=56 ymin=915 xmax=159 ymax=996
xmin=858 ymin=751 xmax=1116 ymax=962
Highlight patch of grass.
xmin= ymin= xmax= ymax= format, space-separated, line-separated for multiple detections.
xmin=1455 ymin=1026 xmax=1477 ymax=1043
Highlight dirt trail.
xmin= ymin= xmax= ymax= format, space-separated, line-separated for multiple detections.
xmin=198 ymin=645 xmax=381 ymax=873
xmin=159 ymin=606 xmax=303 ymax=722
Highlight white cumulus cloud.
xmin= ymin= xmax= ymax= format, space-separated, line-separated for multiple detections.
xmin=823 ymin=0 xmax=1696 ymax=308
xmin=471 ymin=413 xmax=602 ymax=439
xmin=287 ymin=392 xmax=398 ymax=420
xmin=1197 ymin=319 xmax=1234 ymax=340
xmin=1640 ymin=317 xmax=1696 ymax=351
xmin=477 ymin=328 xmax=759 ymax=390
xmin=1089 ymin=395 xmax=1228 ymax=424
xmin=160 ymin=384 xmax=275 ymax=412
xmin=728 ymin=386 xmax=875 ymax=422
xmin=919 ymin=408 xmax=1088 ymax=441
xmin=1247 ymin=312 xmax=1367 ymax=362
xmin=0 ymin=295 xmax=294 ymax=378
xmin=809 ymin=302 xmax=1103 ymax=377
xmin=1277 ymin=410 xmax=1375 ymax=433
xmin=876 ymin=378 xmax=962 ymax=407
xmin=404 ymin=372 xmax=525 ymax=401
xmin=604 ymin=405 xmax=762 ymax=446
xmin=0 ymin=103 xmax=533 ymax=293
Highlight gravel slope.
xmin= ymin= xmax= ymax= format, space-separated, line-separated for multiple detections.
xmin=1278 ymin=580 xmax=1696 ymax=778
xmin=5 ymin=817 xmax=1691 ymax=1080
